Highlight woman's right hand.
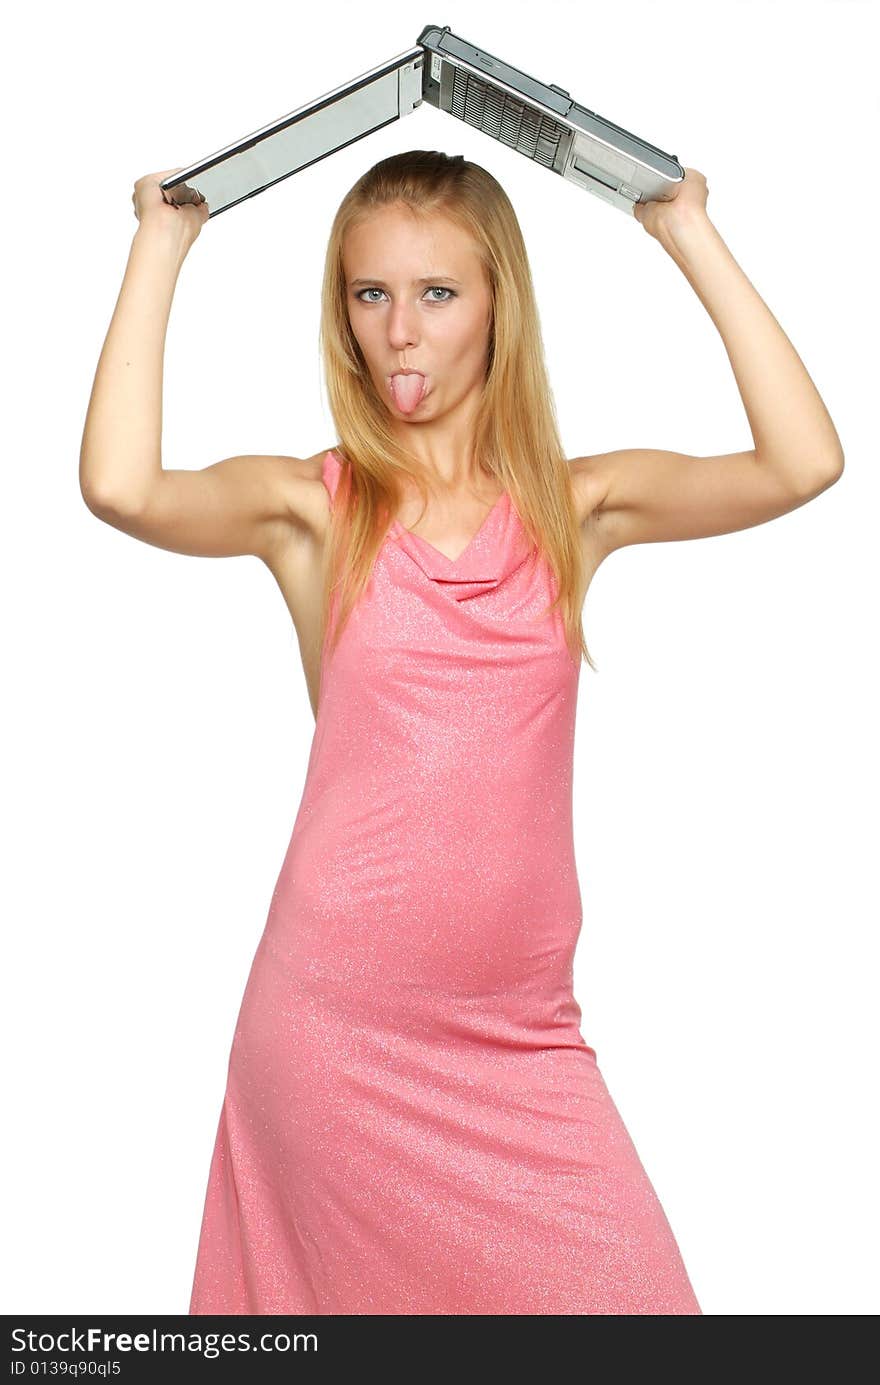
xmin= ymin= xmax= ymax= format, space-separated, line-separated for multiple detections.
xmin=131 ymin=167 xmax=210 ymax=252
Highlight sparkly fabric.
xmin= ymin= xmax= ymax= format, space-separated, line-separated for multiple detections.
xmin=188 ymin=448 xmax=702 ymax=1315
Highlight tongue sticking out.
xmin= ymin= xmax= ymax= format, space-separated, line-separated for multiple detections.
xmin=389 ymin=373 xmax=426 ymax=414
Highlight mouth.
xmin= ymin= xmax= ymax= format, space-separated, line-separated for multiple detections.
xmin=387 ymin=370 xmax=428 ymax=415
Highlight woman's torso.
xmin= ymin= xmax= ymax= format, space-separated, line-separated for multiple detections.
xmin=261 ymin=448 xmax=608 ymax=719
xmin=260 ymin=447 xmax=593 ymax=1035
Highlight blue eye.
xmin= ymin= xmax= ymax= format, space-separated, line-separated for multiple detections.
xmin=354 ymin=286 xmax=456 ymax=303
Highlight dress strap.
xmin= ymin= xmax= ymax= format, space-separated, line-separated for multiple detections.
xmin=321 ymin=448 xmax=343 ymax=505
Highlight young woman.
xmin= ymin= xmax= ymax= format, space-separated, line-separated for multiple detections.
xmin=80 ymin=150 xmax=844 ymax=1315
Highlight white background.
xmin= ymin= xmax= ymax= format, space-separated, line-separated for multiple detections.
xmin=3 ymin=0 xmax=877 ymax=1316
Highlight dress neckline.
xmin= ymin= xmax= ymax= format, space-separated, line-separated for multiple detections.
xmin=391 ymin=490 xmax=509 ymax=568
xmin=325 ymin=449 xmax=528 ymax=589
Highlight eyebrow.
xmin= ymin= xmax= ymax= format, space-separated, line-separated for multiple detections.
xmin=348 ymin=276 xmax=463 ymax=288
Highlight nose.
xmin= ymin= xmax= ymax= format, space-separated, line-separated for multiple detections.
xmin=386 ymin=299 xmax=420 ymax=352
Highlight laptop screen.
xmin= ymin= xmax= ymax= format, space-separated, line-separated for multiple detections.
xmin=161 ymin=47 xmax=423 ymax=218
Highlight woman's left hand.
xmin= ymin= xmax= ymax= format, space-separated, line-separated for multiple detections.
xmin=632 ymin=166 xmax=709 ymax=241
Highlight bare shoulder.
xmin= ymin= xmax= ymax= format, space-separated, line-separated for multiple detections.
xmin=567 ymin=453 xmax=620 ymax=574
xmin=567 ymin=455 xmax=611 ymax=522
xmin=274 ymin=449 xmax=335 ymax=529
xmin=261 ymin=447 xmax=337 ymax=564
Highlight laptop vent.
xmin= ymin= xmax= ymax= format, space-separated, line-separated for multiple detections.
xmin=450 ymin=68 xmax=565 ymax=168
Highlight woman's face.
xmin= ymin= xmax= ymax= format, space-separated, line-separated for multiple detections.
xmin=343 ymin=204 xmax=493 ymax=424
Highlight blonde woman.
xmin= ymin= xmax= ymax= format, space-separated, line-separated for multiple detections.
xmin=80 ymin=150 xmax=844 ymax=1315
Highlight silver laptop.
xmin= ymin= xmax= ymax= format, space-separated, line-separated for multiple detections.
xmin=160 ymin=23 xmax=683 ymax=220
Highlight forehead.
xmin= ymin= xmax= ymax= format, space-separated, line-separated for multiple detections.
xmin=343 ymin=205 xmax=479 ymax=273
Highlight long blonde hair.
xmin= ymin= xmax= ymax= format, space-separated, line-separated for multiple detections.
xmin=318 ymin=149 xmax=595 ymax=671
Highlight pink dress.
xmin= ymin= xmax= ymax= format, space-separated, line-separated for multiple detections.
xmin=188 ymin=447 xmax=701 ymax=1315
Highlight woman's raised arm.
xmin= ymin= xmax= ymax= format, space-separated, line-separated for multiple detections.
xmin=79 ymin=170 xmax=306 ymax=561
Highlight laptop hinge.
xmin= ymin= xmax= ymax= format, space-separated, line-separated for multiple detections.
xmin=399 ymin=57 xmax=424 ymax=116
